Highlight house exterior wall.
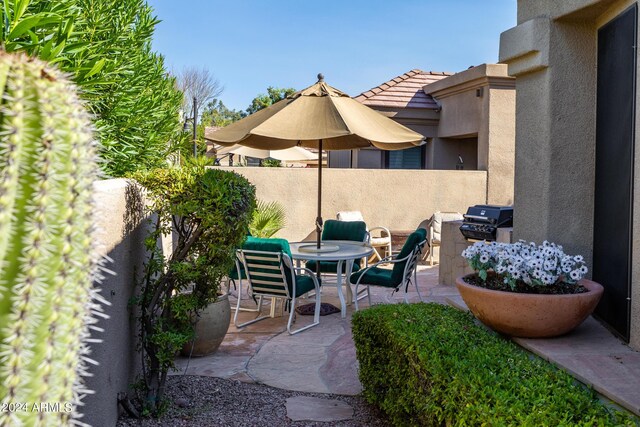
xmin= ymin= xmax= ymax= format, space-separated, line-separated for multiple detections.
xmin=347 ymin=65 xmax=515 ymax=206
xmin=500 ymin=0 xmax=640 ymax=350
xmin=223 ymin=167 xmax=487 ymax=242
xmin=428 ymin=137 xmax=478 ymax=171
xmin=435 ymin=89 xmax=482 ymax=138
xmin=424 ymin=64 xmax=516 ymax=205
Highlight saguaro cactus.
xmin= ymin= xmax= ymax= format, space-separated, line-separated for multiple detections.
xmin=0 ymin=52 xmax=102 ymax=426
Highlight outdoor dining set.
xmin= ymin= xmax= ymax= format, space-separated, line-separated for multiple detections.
xmin=229 ymin=220 xmax=427 ymax=334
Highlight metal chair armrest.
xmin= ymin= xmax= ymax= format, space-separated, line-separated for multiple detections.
xmin=369 ymin=226 xmax=391 ymax=238
xmin=350 ymin=253 xmax=412 ymax=287
xmin=293 ymin=267 xmax=321 ymax=289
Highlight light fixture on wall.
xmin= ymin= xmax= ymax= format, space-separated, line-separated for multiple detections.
xmin=456 ymin=155 xmax=464 ymax=170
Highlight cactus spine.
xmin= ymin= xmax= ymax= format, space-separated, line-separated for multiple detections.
xmin=0 ymin=52 xmax=102 ymax=426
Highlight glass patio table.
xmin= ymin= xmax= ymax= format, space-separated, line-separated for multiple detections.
xmin=289 ymin=240 xmax=373 ymax=318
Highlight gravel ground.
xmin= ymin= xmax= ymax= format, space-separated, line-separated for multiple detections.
xmin=116 ymin=376 xmax=390 ymax=426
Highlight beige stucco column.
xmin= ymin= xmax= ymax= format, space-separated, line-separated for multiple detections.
xmin=424 ymin=64 xmax=516 ymax=206
xmin=499 ymin=12 xmax=597 ymax=259
xmin=500 ymin=0 xmax=640 ymax=350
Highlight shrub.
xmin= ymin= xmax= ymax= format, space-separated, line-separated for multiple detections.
xmin=2 ymin=0 xmax=184 ymax=176
xmin=130 ymin=165 xmax=256 ymax=416
xmin=352 ymin=303 xmax=634 ymax=426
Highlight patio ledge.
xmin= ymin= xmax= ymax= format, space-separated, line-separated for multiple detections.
xmin=446 ymin=296 xmax=640 ymax=417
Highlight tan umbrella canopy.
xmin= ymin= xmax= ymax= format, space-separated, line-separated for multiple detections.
xmin=208 ymin=74 xmax=425 ymax=249
xmin=215 ymin=144 xmax=318 ymax=162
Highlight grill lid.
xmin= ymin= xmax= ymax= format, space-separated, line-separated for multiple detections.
xmin=463 ymin=205 xmax=513 ymax=226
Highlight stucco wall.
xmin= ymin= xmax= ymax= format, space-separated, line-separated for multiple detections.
xmin=429 ymin=137 xmax=478 ymax=170
xmin=224 ymin=167 xmax=488 ymax=242
xmin=424 ymin=64 xmax=516 ymax=206
xmin=435 ymin=90 xmax=482 ymax=138
xmin=81 ymin=179 xmax=148 ymax=427
xmin=502 ymin=0 xmax=640 ymax=350
xmin=482 ymin=87 xmax=516 ymax=205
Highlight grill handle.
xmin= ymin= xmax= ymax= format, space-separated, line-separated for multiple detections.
xmin=463 ymin=214 xmax=495 ymax=223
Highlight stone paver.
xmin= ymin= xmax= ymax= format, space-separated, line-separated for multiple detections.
xmin=448 ymin=293 xmax=640 ymax=417
xmin=174 ymin=264 xmax=443 ymax=394
xmin=175 ymin=264 xmax=640 ymax=418
xmin=513 ymin=318 xmax=640 ymax=416
xmin=285 ymin=396 xmax=353 ymax=422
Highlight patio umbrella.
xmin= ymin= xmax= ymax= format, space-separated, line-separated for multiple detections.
xmin=208 ymin=74 xmax=425 ymax=249
xmin=214 ymin=144 xmax=318 ymax=162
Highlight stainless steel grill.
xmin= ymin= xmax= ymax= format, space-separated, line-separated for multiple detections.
xmin=459 ymin=205 xmax=513 ymax=241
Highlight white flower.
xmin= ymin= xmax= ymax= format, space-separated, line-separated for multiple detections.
xmin=461 ymin=239 xmax=586 ymax=289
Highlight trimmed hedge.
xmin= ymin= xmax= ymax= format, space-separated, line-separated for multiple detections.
xmin=352 ymin=303 xmax=635 ymax=426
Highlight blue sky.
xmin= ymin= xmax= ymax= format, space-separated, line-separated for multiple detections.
xmin=147 ymin=0 xmax=517 ymax=112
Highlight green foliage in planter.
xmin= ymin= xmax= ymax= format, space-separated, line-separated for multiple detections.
xmin=0 ymin=52 xmax=102 ymax=425
xmin=249 ymin=200 xmax=286 ymax=238
xmin=352 ymin=303 xmax=635 ymax=426
xmin=130 ymin=165 xmax=255 ymax=416
xmin=2 ymin=0 xmax=184 ymax=177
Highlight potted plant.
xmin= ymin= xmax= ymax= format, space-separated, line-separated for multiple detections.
xmin=130 ymin=163 xmax=255 ymax=416
xmin=456 ymin=240 xmax=603 ymax=338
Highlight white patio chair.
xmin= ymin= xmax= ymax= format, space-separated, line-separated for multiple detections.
xmin=337 ymin=211 xmax=392 ymax=262
xmin=425 ymin=211 xmax=463 ymax=265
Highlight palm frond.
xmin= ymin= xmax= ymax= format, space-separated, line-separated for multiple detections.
xmin=250 ymin=200 xmax=286 ymax=238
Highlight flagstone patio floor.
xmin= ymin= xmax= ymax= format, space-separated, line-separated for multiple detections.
xmin=173 ymin=265 xmax=640 ymax=418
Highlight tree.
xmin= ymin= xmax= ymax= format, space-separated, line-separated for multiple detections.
xmin=177 ymin=66 xmax=223 ymax=119
xmin=201 ymin=99 xmax=246 ymax=128
xmin=246 ymin=86 xmax=296 ymax=115
xmin=1 ymin=0 xmax=184 ymax=177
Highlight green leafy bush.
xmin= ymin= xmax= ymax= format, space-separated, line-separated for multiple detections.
xmin=2 ymin=0 xmax=183 ymax=176
xmin=130 ymin=165 xmax=256 ymax=415
xmin=352 ymin=303 xmax=635 ymax=426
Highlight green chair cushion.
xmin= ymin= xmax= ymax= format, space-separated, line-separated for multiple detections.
xmin=305 ymin=260 xmax=362 ymax=274
xmin=322 ymin=219 xmax=367 ymax=242
xmin=390 ymin=228 xmax=426 ymax=285
xmin=350 ymin=266 xmax=396 ymax=288
xmin=293 ymin=274 xmax=316 ymax=297
xmin=351 ymin=228 xmax=427 ymax=288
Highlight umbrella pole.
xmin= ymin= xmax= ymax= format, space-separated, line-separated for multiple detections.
xmin=316 ymin=140 xmax=323 ymax=249
xmin=316 ymin=140 xmax=323 ymax=284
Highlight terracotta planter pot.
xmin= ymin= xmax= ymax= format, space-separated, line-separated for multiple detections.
xmin=181 ymin=293 xmax=231 ymax=357
xmin=455 ymin=275 xmax=604 ymax=338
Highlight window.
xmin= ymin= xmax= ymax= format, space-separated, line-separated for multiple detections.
xmin=386 ymin=146 xmax=425 ymax=169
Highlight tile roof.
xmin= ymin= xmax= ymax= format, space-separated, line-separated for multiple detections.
xmin=354 ymin=69 xmax=452 ymax=109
